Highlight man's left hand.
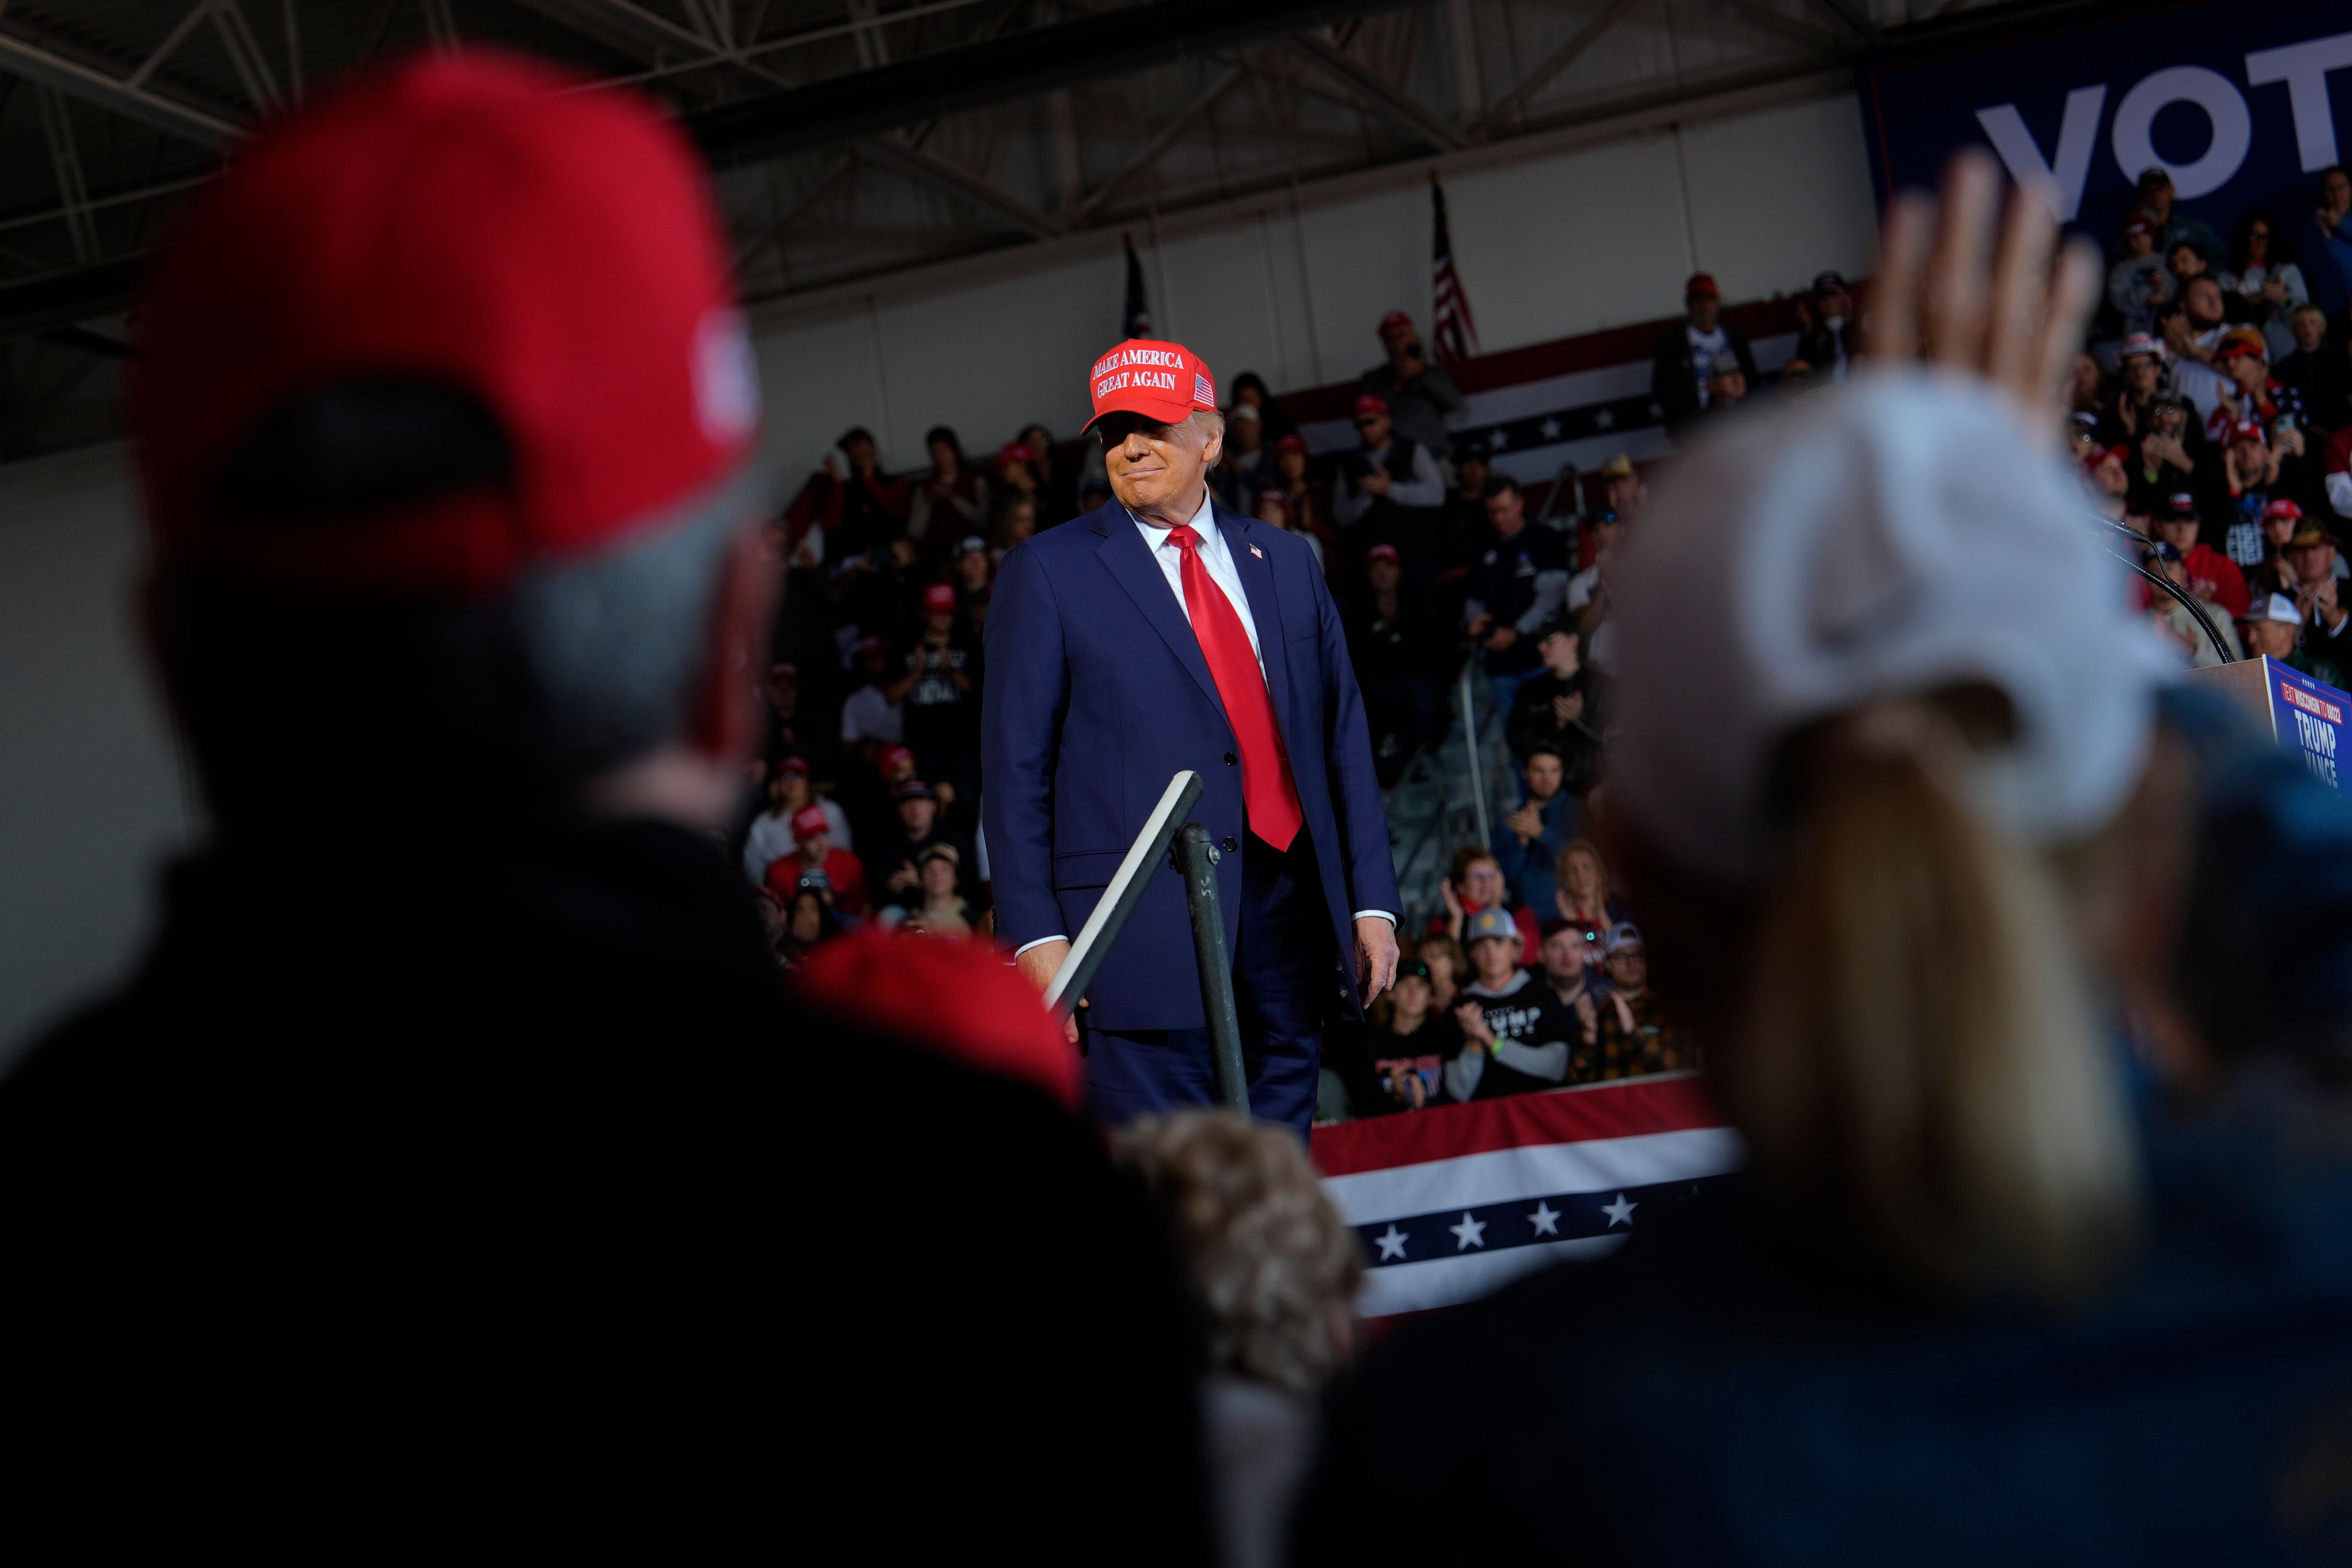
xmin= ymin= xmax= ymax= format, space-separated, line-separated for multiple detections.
xmin=1485 ymin=626 xmax=1518 ymax=652
xmin=1355 ymin=916 xmax=1400 ymax=1006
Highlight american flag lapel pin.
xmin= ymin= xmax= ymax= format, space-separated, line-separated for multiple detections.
xmin=1250 ymin=544 xmax=1264 ymax=559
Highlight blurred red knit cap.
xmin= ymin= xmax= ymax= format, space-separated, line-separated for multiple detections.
xmin=131 ymin=50 xmax=761 ymax=595
xmin=795 ymin=931 xmax=1083 ymax=1112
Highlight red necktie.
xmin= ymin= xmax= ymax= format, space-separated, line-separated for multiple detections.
xmin=1166 ymin=524 xmax=1303 ymax=851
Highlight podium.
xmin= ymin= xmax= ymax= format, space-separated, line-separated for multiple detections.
xmin=2186 ymin=656 xmax=2349 ymax=791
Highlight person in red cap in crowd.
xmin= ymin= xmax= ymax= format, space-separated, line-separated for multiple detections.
xmin=740 ymin=752 xmax=853 ymax=885
xmin=2246 ymin=496 xmax=2307 ymax=602
xmin=2085 ymin=441 xmax=2133 ymax=521
xmin=1342 ymin=540 xmax=1452 ymax=785
xmin=1014 ymin=421 xmax=1080 ymax=524
xmin=2212 ymin=328 xmax=2306 ymax=442
xmin=995 ymin=440 xmax=1042 ymax=508
xmin=2220 ymin=419 xmax=2305 ymax=560
xmin=1332 ymin=391 xmax=1447 ymax=581
xmin=885 ymin=578 xmax=980 ymax=804
xmin=2143 ymin=493 xmax=2248 ymax=617
xmin=765 ymin=802 xmax=870 ymax=915
xmin=1357 ymin=309 xmax=1464 ymax=457
xmin=0 ymin=53 xmax=1213 ymax=1563
xmin=985 ymin=337 xmax=1403 ymax=1133
xmin=1267 ymin=429 xmax=1333 ymax=551
xmin=1651 ymin=271 xmax=1759 ymax=434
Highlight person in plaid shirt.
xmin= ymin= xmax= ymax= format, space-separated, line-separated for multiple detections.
xmin=1586 ymin=922 xmax=1691 ymax=1080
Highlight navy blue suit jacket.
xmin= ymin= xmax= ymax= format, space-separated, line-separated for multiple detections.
xmin=982 ymin=498 xmax=1401 ymax=1032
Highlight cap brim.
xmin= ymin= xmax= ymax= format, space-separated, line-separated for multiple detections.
xmin=1082 ymin=393 xmax=1198 ymax=432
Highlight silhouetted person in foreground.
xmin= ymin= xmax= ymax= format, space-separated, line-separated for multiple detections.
xmin=0 ymin=53 xmax=1208 ymax=1564
xmin=1300 ymin=156 xmax=2352 ymax=1568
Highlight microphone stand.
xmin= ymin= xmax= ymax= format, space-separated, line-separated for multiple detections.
xmin=2085 ymin=511 xmax=2239 ymax=665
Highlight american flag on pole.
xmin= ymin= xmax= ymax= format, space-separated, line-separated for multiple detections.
xmin=1121 ymin=233 xmax=1152 ymax=339
xmin=1429 ymin=173 xmax=1479 ymax=366
xmin=1313 ymin=1075 xmax=1741 ymax=1319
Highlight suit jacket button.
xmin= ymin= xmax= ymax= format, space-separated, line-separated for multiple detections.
xmin=1221 ymin=836 xmax=1238 ymax=853
xmin=1223 ymin=752 xmax=1238 ymax=766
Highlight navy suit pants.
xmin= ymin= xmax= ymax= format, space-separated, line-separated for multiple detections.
xmin=1082 ymin=829 xmax=1339 ymax=1136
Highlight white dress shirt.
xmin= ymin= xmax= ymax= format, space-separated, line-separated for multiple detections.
xmin=1013 ymin=486 xmax=1395 ymax=957
xmin=1131 ymin=489 xmax=1262 ymax=667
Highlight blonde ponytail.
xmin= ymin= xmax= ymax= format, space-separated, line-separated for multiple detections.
xmin=1721 ymin=702 xmax=2141 ymax=1301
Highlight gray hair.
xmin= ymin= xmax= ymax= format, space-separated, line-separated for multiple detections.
xmin=510 ymin=464 xmax=762 ymax=774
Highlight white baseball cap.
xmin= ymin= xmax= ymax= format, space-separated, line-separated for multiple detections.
xmin=1610 ymin=368 xmax=2176 ymax=886
xmin=2246 ymin=592 xmax=2302 ymax=628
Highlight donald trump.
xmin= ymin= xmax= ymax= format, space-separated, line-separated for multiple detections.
xmin=984 ymin=340 xmax=1401 ymax=1133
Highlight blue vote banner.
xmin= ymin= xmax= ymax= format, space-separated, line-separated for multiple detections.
xmin=1858 ymin=2 xmax=2352 ymax=246
xmin=2269 ymin=658 xmax=2350 ymax=791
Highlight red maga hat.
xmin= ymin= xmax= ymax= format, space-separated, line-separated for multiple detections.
xmin=794 ymin=930 xmax=1082 ymax=1112
xmin=1354 ymin=393 xmax=1391 ymax=418
xmin=878 ymin=743 xmax=916 ymax=776
xmin=1378 ymin=310 xmax=1414 ymax=335
xmin=1274 ymin=433 xmax=1308 ymax=454
xmin=768 ymin=660 xmax=799 ymax=681
xmin=131 ymin=51 xmax=761 ymax=596
xmin=1685 ymin=272 xmax=1721 ymax=300
xmin=996 ymin=442 xmax=1036 ymax=465
xmin=1084 ymin=338 xmax=1216 ymax=432
xmin=2263 ymin=499 xmax=2305 ymax=522
xmin=777 ymin=755 xmax=810 ymax=776
xmin=790 ymin=805 xmax=829 ymax=839
xmin=1366 ymin=542 xmax=1401 ymax=562
xmin=921 ymin=582 xmax=957 ymax=612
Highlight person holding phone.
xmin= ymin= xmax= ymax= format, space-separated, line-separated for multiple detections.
xmin=1357 ymin=310 xmax=1465 ymax=457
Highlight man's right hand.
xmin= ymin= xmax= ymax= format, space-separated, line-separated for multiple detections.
xmin=1016 ymin=939 xmax=1083 ymax=1046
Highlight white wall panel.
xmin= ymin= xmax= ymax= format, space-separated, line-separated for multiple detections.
xmin=1446 ymin=132 xmax=1697 ymax=339
xmin=0 ymin=444 xmax=192 ymax=1057
xmin=1678 ymin=94 xmax=1880 ymax=303
xmin=752 ymin=305 xmax=892 ymax=470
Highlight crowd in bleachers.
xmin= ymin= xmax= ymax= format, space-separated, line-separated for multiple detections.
xmin=739 ymin=164 xmax=2352 ymax=1114
xmin=2073 ymin=164 xmax=2352 ymax=678
xmin=729 ymin=296 xmax=1737 ymax=1119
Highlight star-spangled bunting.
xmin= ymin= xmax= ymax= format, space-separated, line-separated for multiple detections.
xmin=1351 ymin=1175 xmax=1723 ymax=1270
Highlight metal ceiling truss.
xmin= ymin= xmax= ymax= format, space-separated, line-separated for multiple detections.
xmin=0 ymin=0 xmax=2044 ymax=355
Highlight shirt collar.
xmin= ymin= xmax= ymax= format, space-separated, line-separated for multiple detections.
xmin=1128 ymin=485 xmax=1216 ymax=548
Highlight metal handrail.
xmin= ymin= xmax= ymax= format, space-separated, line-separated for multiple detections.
xmin=1046 ymin=769 xmax=1248 ymax=1114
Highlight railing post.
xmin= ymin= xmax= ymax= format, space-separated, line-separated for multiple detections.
xmin=1458 ymin=662 xmax=1491 ymax=850
xmin=1173 ymin=823 xmax=1249 ymax=1114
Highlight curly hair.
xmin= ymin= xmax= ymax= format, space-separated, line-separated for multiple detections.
xmin=1114 ymin=1112 xmax=1363 ymax=1395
